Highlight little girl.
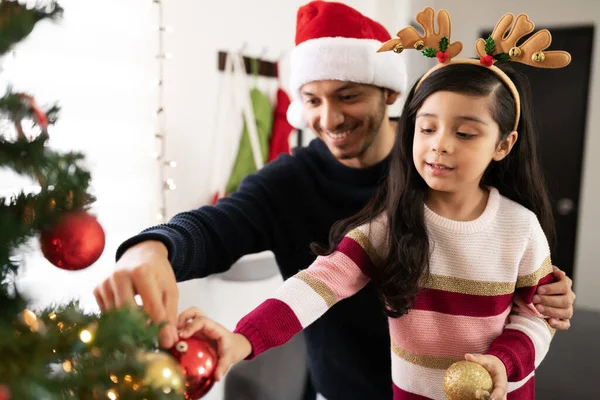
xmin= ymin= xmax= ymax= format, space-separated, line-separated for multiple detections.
xmin=176 ymin=11 xmax=571 ymax=400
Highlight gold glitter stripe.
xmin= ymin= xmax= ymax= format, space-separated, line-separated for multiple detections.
xmin=516 ymin=256 xmax=553 ymax=288
xmin=347 ymin=228 xmax=381 ymax=266
xmin=422 ymin=275 xmax=515 ymax=296
xmin=392 ymin=345 xmax=462 ymax=370
xmin=295 ymin=271 xmax=337 ymax=308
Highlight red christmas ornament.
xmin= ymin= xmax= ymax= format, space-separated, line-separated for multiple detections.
xmin=40 ymin=211 xmax=105 ymax=271
xmin=480 ymin=55 xmax=494 ymax=67
xmin=0 ymin=385 xmax=10 ymax=400
xmin=18 ymin=93 xmax=49 ymax=130
xmin=436 ymin=50 xmax=449 ymax=64
xmin=171 ymin=337 xmax=218 ymax=399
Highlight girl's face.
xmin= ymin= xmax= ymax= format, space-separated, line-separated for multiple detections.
xmin=412 ymin=91 xmax=517 ymax=194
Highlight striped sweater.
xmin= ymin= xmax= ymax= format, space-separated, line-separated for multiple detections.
xmin=234 ymin=188 xmax=555 ymax=399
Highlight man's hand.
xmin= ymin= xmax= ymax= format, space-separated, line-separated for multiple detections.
xmin=533 ymin=266 xmax=576 ymax=330
xmin=93 ymin=240 xmax=180 ymax=347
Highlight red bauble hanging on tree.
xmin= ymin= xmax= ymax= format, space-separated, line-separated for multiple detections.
xmin=0 ymin=385 xmax=10 ymax=400
xmin=40 ymin=211 xmax=105 ymax=271
xmin=171 ymin=337 xmax=218 ymax=399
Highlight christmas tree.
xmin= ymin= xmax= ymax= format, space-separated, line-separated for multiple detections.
xmin=0 ymin=2 xmax=190 ymax=399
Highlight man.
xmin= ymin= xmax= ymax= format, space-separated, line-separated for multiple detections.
xmin=94 ymin=2 xmax=576 ymax=399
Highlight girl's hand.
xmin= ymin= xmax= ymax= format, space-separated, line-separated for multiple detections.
xmin=177 ymin=307 xmax=252 ymax=381
xmin=465 ymin=353 xmax=508 ymax=400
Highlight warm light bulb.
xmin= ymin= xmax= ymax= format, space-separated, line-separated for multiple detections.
xmin=80 ymin=329 xmax=93 ymax=343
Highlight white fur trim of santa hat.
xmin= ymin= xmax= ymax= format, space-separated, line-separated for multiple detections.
xmin=286 ymin=37 xmax=407 ymax=129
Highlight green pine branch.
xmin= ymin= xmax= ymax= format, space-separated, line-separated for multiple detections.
xmin=0 ymin=0 xmax=64 ymax=56
xmin=494 ymin=52 xmax=510 ymax=61
xmin=0 ymin=89 xmax=61 ymax=128
xmin=0 ymin=295 xmax=183 ymax=399
xmin=0 ymin=2 xmax=189 ymax=399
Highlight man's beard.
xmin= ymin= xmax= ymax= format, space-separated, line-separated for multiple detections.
xmin=338 ymin=104 xmax=386 ymax=160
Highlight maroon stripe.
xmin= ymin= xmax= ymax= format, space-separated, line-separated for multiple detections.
xmin=337 ymin=236 xmax=376 ymax=278
xmin=508 ymin=376 xmax=535 ymax=399
xmin=412 ymin=288 xmax=513 ymax=317
xmin=392 ymin=384 xmax=433 ymax=399
xmin=234 ymin=299 xmax=302 ymax=359
xmin=516 ymin=273 xmax=555 ymax=303
xmin=487 ymin=329 xmax=536 ymax=381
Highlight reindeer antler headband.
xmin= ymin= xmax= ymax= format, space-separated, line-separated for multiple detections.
xmin=378 ymin=8 xmax=571 ymax=131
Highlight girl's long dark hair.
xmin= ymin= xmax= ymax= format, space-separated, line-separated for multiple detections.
xmin=312 ymin=63 xmax=555 ymax=318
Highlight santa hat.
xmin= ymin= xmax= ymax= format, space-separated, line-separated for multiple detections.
xmin=286 ymin=1 xmax=407 ymax=129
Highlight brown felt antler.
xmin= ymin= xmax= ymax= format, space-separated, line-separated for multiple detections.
xmin=377 ymin=7 xmax=462 ymax=62
xmin=475 ymin=13 xmax=571 ymax=68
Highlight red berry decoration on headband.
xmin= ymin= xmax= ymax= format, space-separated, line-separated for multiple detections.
xmin=480 ymin=36 xmax=510 ymax=67
xmin=480 ymin=54 xmax=494 ymax=67
xmin=436 ymin=51 xmax=449 ymax=63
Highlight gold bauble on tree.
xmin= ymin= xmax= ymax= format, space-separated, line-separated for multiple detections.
xmin=138 ymin=351 xmax=185 ymax=395
xmin=443 ymin=361 xmax=493 ymax=400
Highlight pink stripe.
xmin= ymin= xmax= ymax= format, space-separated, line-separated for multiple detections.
xmin=515 ymin=273 xmax=554 ymax=303
xmin=393 ymin=384 xmax=433 ymax=399
xmin=413 ymin=288 xmax=513 ymax=317
xmin=508 ymin=376 xmax=535 ymax=399
xmin=487 ymin=329 xmax=535 ymax=381
xmin=305 ymin=250 xmax=370 ymax=300
xmin=337 ymin=236 xmax=376 ymax=277
xmin=234 ymin=299 xmax=302 ymax=359
xmin=389 ymin=308 xmax=510 ymax=358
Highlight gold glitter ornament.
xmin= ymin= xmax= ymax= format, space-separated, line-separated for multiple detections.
xmin=443 ymin=361 xmax=493 ymax=400
xmin=137 ymin=351 xmax=185 ymax=395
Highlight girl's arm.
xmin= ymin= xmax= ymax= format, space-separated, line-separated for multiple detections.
xmin=233 ymin=222 xmax=384 ymax=359
xmin=486 ymin=214 xmax=555 ymax=383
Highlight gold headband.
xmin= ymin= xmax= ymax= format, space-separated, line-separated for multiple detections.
xmin=378 ymin=8 xmax=572 ymax=131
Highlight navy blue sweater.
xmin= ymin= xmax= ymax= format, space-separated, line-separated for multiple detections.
xmin=117 ymin=139 xmax=392 ymax=400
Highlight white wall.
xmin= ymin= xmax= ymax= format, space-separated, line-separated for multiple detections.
xmin=1 ymin=0 xmax=159 ymax=311
xmin=394 ymin=0 xmax=600 ymax=310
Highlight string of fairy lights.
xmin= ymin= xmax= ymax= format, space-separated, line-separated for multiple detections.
xmin=152 ymin=0 xmax=176 ymax=223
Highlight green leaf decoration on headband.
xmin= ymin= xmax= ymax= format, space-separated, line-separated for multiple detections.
xmin=484 ymin=35 xmax=510 ymax=62
xmin=484 ymin=36 xmax=496 ymax=55
xmin=439 ymin=37 xmax=449 ymax=52
xmin=422 ymin=48 xmax=437 ymax=58
xmin=494 ymin=53 xmax=510 ymax=61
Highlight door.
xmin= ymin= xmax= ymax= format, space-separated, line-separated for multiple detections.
xmin=481 ymin=26 xmax=594 ymax=282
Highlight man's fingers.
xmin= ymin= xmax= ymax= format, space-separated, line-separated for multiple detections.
xmin=548 ymin=317 xmax=571 ymax=330
xmin=131 ymin=268 xmax=167 ymax=322
xmin=552 ymin=265 xmax=566 ymax=277
xmin=93 ymin=286 xmax=106 ymax=312
xmin=535 ymin=304 xmax=574 ymax=320
xmin=533 ymin=294 xmax=572 ymax=309
xmin=164 ymin=288 xmax=180 ymax=326
xmin=537 ymin=276 xmax=572 ymax=296
xmin=110 ymin=270 xmax=137 ymax=308
xmin=98 ymin=279 xmax=116 ymax=310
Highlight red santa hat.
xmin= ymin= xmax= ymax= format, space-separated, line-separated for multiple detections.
xmin=286 ymin=1 xmax=407 ymax=129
